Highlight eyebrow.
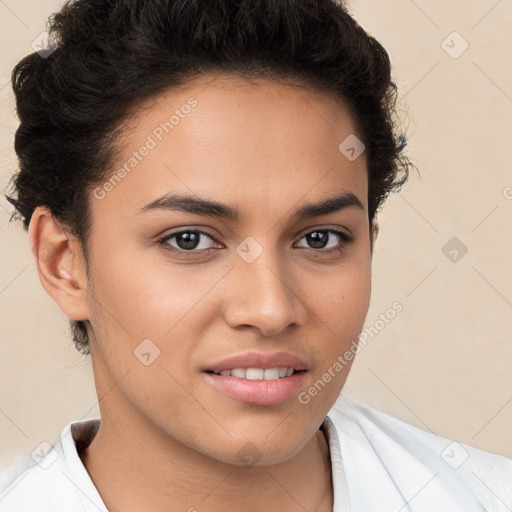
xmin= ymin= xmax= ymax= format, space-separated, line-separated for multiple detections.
xmin=136 ymin=191 xmax=364 ymax=221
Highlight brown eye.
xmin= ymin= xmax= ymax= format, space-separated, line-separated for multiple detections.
xmin=295 ymin=229 xmax=352 ymax=251
xmin=158 ymin=229 xmax=220 ymax=256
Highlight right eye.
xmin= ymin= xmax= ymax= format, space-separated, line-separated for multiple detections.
xmin=158 ymin=229 xmax=223 ymax=256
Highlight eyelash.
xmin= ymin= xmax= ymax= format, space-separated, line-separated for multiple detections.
xmin=157 ymin=228 xmax=354 ymax=258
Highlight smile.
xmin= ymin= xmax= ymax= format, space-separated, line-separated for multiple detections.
xmin=210 ymin=367 xmax=300 ymax=380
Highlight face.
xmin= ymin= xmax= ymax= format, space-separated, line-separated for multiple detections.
xmin=64 ymin=74 xmax=372 ymax=465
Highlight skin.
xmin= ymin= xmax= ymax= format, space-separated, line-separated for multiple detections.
xmin=29 ymin=73 xmax=375 ymax=512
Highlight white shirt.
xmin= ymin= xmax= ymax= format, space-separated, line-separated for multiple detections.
xmin=1 ymin=393 xmax=510 ymax=511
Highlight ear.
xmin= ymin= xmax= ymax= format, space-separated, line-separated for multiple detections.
xmin=28 ymin=206 xmax=90 ymax=321
xmin=370 ymin=220 xmax=379 ymax=256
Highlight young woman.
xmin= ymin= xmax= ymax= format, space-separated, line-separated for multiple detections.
xmin=1 ymin=0 xmax=510 ymax=510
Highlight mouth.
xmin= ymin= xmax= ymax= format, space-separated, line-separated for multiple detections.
xmin=202 ymin=351 xmax=309 ymax=405
xmin=205 ymin=368 xmax=307 ymax=380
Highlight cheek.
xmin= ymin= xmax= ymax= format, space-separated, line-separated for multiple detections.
xmin=90 ymin=245 xmax=213 ymax=335
xmin=86 ymin=248 xmax=231 ymax=390
xmin=298 ymin=257 xmax=371 ymax=414
xmin=306 ymin=250 xmax=371 ymax=335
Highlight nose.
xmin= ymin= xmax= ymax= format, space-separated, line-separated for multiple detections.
xmin=222 ymin=247 xmax=307 ymax=337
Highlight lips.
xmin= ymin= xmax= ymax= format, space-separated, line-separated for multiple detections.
xmin=203 ymin=369 xmax=308 ymax=405
xmin=203 ymin=351 xmax=308 ymax=373
xmin=202 ymin=351 xmax=310 ymax=404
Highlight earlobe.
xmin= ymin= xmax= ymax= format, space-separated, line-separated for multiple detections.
xmin=28 ymin=206 xmax=90 ymax=321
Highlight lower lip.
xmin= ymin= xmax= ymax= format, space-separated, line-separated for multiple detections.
xmin=203 ymin=371 xmax=307 ymax=405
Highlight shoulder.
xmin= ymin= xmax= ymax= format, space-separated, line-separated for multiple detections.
xmin=0 ymin=419 xmax=103 ymax=512
xmin=326 ymin=393 xmax=512 ymax=511
xmin=0 ymin=443 xmax=80 ymax=511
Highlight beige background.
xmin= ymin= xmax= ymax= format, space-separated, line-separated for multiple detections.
xmin=1 ymin=0 xmax=511 ymax=466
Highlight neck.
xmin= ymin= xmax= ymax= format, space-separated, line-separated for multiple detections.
xmin=79 ymin=404 xmax=333 ymax=512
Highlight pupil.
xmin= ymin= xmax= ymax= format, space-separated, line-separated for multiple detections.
xmin=178 ymin=232 xmax=199 ymax=250
xmin=308 ymin=231 xmax=327 ymax=249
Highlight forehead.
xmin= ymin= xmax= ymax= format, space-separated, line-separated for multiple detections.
xmin=91 ymin=73 xmax=368 ymax=225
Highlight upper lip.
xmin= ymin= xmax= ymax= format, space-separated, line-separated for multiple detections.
xmin=204 ymin=351 xmax=308 ymax=373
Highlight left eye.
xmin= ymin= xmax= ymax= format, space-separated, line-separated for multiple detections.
xmin=295 ymin=229 xmax=350 ymax=250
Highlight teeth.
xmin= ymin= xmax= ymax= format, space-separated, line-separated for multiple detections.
xmin=246 ymin=368 xmax=264 ymax=380
xmin=215 ymin=367 xmax=297 ymax=380
xmin=263 ymin=368 xmax=280 ymax=380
